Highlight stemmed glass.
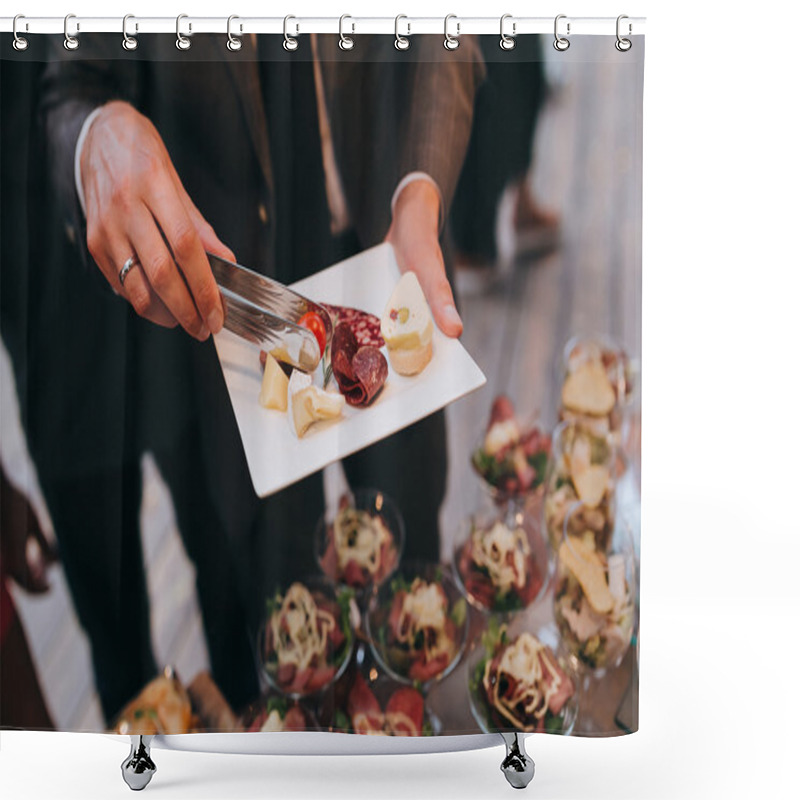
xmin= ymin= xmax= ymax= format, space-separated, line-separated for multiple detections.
xmin=365 ymin=562 xmax=469 ymax=732
xmin=552 ymin=502 xmax=636 ymax=676
xmin=543 ymin=419 xmax=616 ymax=556
xmin=452 ymin=506 xmax=549 ymax=618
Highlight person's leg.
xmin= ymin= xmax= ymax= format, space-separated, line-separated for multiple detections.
xmin=39 ymin=461 xmax=157 ymax=725
xmin=341 ymin=410 xmax=447 ymax=564
xmin=152 ymin=427 xmax=260 ymax=713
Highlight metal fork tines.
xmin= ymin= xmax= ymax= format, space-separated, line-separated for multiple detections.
xmin=207 ymin=253 xmax=332 ymax=339
xmin=222 ymin=290 xmax=320 ymax=373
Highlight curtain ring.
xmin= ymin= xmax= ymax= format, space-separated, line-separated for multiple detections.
xmin=176 ymin=14 xmax=191 ymax=51
xmin=339 ymin=15 xmax=354 ymax=51
xmin=499 ymin=14 xmax=516 ymax=50
xmin=283 ymin=15 xmax=298 ymax=51
xmin=227 ymin=15 xmax=242 ymax=51
xmin=553 ymin=14 xmax=570 ymax=51
xmin=63 ymin=13 xmax=79 ymax=51
xmin=122 ymin=15 xmax=138 ymax=51
xmin=12 ymin=15 xmax=29 ymax=51
xmin=395 ymin=15 xmax=410 ymax=51
xmin=444 ymin=14 xmax=460 ymax=51
xmin=615 ymin=14 xmax=632 ymax=52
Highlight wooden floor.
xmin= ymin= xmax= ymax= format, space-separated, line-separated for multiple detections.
xmin=3 ymin=38 xmax=641 ymax=733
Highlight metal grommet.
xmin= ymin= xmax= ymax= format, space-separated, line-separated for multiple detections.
xmin=615 ymin=14 xmax=632 ymax=52
xmin=283 ymin=15 xmax=298 ymax=51
xmin=122 ymin=14 xmax=138 ymax=51
xmin=12 ymin=15 xmax=29 ymax=51
xmin=444 ymin=14 xmax=460 ymax=51
xmin=553 ymin=14 xmax=570 ymax=52
xmin=394 ymin=14 xmax=410 ymax=51
xmin=63 ymin=13 xmax=79 ymax=51
xmin=176 ymin=14 xmax=191 ymax=51
xmin=500 ymin=14 xmax=516 ymax=51
xmin=227 ymin=15 xmax=242 ymax=51
xmin=339 ymin=15 xmax=354 ymax=51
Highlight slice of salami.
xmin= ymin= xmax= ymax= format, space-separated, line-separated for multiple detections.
xmin=351 ymin=347 xmax=388 ymax=405
xmin=331 ymin=322 xmax=387 ymax=407
xmin=322 ymin=303 xmax=384 ymax=349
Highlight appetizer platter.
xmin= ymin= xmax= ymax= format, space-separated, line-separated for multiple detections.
xmin=213 ymin=243 xmax=486 ymax=497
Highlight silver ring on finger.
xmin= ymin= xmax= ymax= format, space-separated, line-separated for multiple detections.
xmin=119 ymin=255 xmax=140 ymax=287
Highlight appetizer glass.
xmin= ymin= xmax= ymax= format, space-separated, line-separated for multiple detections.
xmin=470 ymin=420 xmax=551 ymax=510
xmin=553 ymin=503 xmax=636 ymax=674
xmin=258 ymin=576 xmax=355 ymax=701
xmin=365 ymin=562 xmax=469 ymax=694
xmin=240 ymin=694 xmax=319 ymax=733
xmin=466 ymin=630 xmax=578 ymax=736
xmin=314 ymin=488 xmax=405 ymax=597
xmin=453 ymin=508 xmax=549 ymax=617
xmin=543 ymin=419 xmax=616 ymax=555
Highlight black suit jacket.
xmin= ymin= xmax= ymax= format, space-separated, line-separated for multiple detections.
xmin=26 ymin=34 xmax=484 ymax=496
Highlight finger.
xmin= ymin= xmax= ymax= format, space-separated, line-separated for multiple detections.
xmin=103 ymin=233 xmax=179 ymax=329
xmin=126 ymin=206 xmax=210 ymax=340
xmin=408 ymin=250 xmax=463 ymax=338
xmin=180 ymin=191 xmax=237 ymax=263
xmin=146 ymin=176 xmax=225 ymax=334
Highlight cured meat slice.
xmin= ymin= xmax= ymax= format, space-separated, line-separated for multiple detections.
xmin=347 ymin=672 xmax=384 ymax=734
xmin=384 ymin=687 xmax=424 ymax=736
xmin=331 ymin=322 xmax=388 ymax=407
xmin=322 ymin=303 xmax=384 ymax=349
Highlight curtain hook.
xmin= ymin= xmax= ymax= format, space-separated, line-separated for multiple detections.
xmin=500 ymin=14 xmax=516 ymax=51
xmin=444 ymin=14 xmax=460 ymax=51
xmin=12 ymin=14 xmax=29 ymax=51
xmin=122 ymin=15 xmax=138 ymax=51
xmin=176 ymin=14 xmax=191 ymax=51
xmin=553 ymin=14 xmax=570 ymax=51
xmin=227 ymin=15 xmax=242 ymax=51
xmin=615 ymin=14 xmax=632 ymax=52
xmin=283 ymin=15 xmax=298 ymax=51
xmin=395 ymin=14 xmax=410 ymax=51
xmin=63 ymin=13 xmax=79 ymax=51
xmin=339 ymin=14 xmax=355 ymax=51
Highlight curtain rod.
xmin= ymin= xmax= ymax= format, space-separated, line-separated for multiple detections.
xmin=0 ymin=15 xmax=646 ymax=37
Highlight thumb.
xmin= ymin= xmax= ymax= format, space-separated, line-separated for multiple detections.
xmin=410 ymin=258 xmax=463 ymax=338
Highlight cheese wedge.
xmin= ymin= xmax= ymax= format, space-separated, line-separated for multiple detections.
xmin=381 ymin=272 xmax=434 ymax=375
xmin=561 ymin=362 xmax=616 ymax=416
xmin=288 ymin=371 xmax=344 ymax=438
xmin=259 ymin=353 xmax=289 ymax=411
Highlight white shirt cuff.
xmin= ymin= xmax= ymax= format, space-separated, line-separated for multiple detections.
xmin=74 ymin=106 xmax=105 ymax=217
xmin=390 ymin=172 xmax=445 ymax=233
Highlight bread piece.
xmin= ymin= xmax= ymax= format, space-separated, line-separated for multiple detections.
xmin=561 ymin=362 xmax=616 ymax=416
xmin=381 ymin=272 xmax=434 ymax=376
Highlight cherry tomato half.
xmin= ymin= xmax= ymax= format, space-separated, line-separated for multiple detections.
xmin=298 ymin=312 xmax=327 ymax=357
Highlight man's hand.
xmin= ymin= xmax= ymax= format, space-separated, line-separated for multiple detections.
xmin=80 ymin=101 xmax=234 ymax=340
xmin=385 ymin=180 xmax=463 ymax=338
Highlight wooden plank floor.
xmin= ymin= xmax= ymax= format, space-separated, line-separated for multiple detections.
xmin=3 ymin=38 xmax=641 ymax=732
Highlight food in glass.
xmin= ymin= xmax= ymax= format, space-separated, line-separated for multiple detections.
xmin=243 ymin=695 xmax=316 ymax=732
xmin=260 ymin=581 xmax=354 ymax=698
xmin=471 ymin=395 xmax=551 ymax=499
xmin=554 ymin=530 xmax=635 ymax=671
xmin=468 ymin=625 xmax=577 ymax=734
xmin=367 ymin=566 xmax=468 ymax=688
xmin=455 ymin=514 xmax=547 ymax=614
xmin=543 ymin=420 xmax=615 ymax=552
xmin=333 ymin=671 xmax=430 ymax=736
xmin=317 ymin=490 xmax=403 ymax=590
xmin=560 ymin=336 xmax=633 ymax=438
xmin=114 ymin=667 xmax=194 ymax=735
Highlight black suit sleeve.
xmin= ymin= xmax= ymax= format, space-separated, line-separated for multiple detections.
xmin=39 ymin=36 xmax=143 ymax=271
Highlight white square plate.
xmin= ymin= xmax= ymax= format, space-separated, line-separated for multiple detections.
xmin=213 ymin=243 xmax=486 ymax=497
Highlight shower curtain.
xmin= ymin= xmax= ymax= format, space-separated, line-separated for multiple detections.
xmin=0 ymin=26 xmax=643 ymax=746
